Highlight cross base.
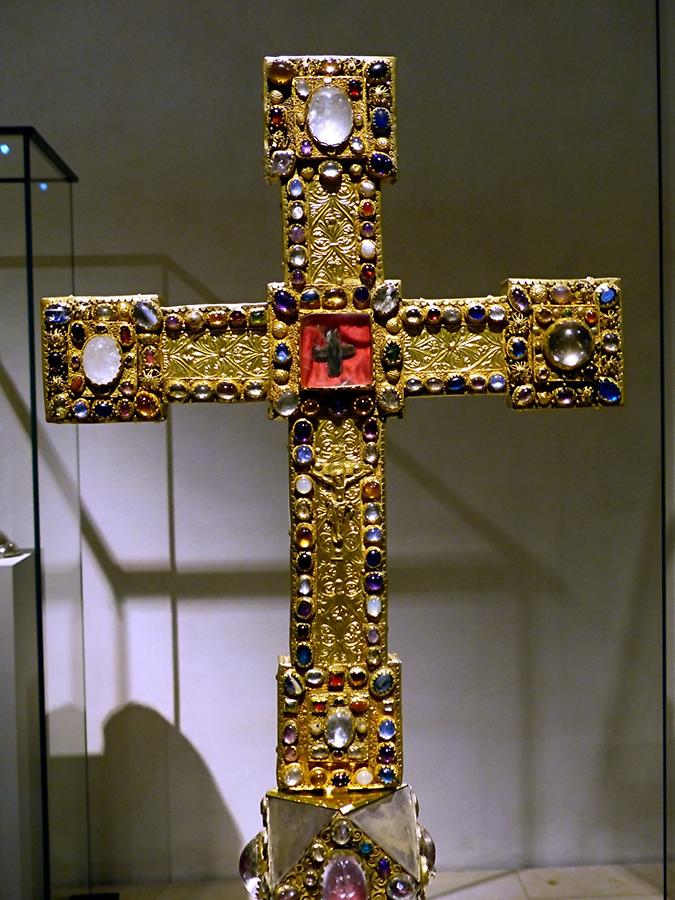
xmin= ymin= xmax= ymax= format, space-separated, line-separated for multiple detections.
xmin=240 ymin=785 xmax=434 ymax=900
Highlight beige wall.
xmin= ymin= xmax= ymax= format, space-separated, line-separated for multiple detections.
xmin=0 ymin=0 xmax=664 ymax=888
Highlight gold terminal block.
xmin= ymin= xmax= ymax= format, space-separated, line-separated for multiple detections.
xmin=41 ymin=52 xmax=624 ymax=900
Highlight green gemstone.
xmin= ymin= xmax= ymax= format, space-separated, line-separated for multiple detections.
xmin=382 ymin=342 xmax=402 ymax=367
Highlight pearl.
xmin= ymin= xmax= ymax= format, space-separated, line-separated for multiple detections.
xmin=360 ymin=239 xmax=376 ymax=260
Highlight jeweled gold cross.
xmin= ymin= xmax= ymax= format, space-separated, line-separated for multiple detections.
xmin=41 ymin=55 xmax=623 ymax=900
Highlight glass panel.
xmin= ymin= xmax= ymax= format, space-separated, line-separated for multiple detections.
xmin=30 ymin=169 xmax=90 ymax=890
xmin=0 ymin=132 xmax=26 ymax=181
xmin=0 ymin=130 xmax=85 ymax=894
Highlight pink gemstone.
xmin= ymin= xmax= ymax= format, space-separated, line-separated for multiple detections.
xmin=322 ymin=852 xmax=368 ymax=900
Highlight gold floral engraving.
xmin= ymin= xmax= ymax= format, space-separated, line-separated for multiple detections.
xmin=403 ymin=325 xmax=504 ymax=377
xmin=163 ymin=331 xmax=269 ymax=382
xmin=307 ymin=180 xmax=359 ymax=284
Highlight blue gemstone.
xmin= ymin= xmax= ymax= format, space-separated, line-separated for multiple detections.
xmin=372 ymin=107 xmax=391 ymax=136
xmin=366 ymin=548 xmax=382 ymax=569
xmin=488 ymin=373 xmax=506 ymax=392
xmin=447 ymin=375 xmax=465 ymax=394
xmin=133 ymin=300 xmax=159 ymax=330
xmin=370 ymin=152 xmax=393 ymax=176
xmin=297 ymin=552 xmax=313 ymax=572
xmin=598 ymin=380 xmax=621 ymax=404
xmin=273 ymin=290 xmax=297 ymax=319
xmin=70 ymin=322 xmax=85 ymax=345
xmin=379 ymin=766 xmax=396 ymax=785
xmin=372 ymin=671 xmax=394 ymax=696
xmin=284 ymin=673 xmax=304 ymax=698
xmin=293 ymin=420 xmax=313 ymax=444
xmin=288 ymin=178 xmax=304 ymax=198
xmin=599 ymin=286 xmax=617 ymax=305
xmin=73 ymin=400 xmax=88 ymax=420
xmin=368 ymin=61 xmax=389 ymax=81
xmin=378 ymin=718 xmax=396 ymax=740
xmin=295 ymin=445 xmax=314 ymax=467
xmin=296 ymin=644 xmax=312 ymax=667
xmin=377 ymin=859 xmax=391 ymax=877
xmin=274 ymin=343 xmax=292 ymax=367
xmin=353 ymin=286 xmax=369 ymax=304
xmin=365 ymin=527 xmax=383 ymax=545
xmin=511 ymin=338 xmax=527 ymax=359
xmin=467 ymin=304 xmax=486 ymax=323
xmin=359 ymin=842 xmax=373 ymax=857
xmin=300 ymin=288 xmax=319 ymax=306
xmin=44 ymin=303 xmax=70 ymax=326
xmin=365 ymin=572 xmax=384 ymax=594
xmin=95 ymin=402 xmax=113 ymax=419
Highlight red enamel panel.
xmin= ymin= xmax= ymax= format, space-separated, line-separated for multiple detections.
xmin=300 ymin=313 xmax=373 ymax=389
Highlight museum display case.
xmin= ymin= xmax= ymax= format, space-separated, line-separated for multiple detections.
xmin=0 ymin=129 xmax=84 ymax=896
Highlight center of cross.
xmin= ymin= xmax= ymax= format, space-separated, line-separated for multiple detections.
xmin=311 ymin=327 xmax=356 ymax=377
xmin=299 ymin=312 xmax=373 ymax=389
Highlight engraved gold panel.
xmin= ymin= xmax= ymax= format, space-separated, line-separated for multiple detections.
xmin=306 ymin=180 xmax=360 ymax=285
xmin=163 ymin=329 xmax=270 ymax=382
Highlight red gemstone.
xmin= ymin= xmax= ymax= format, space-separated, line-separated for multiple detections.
xmin=328 ymin=672 xmax=345 ymax=691
xmin=348 ymin=79 xmax=362 ymax=99
xmin=585 ymin=310 xmax=598 ymax=326
xmin=350 ymin=699 xmax=369 ymax=714
xmin=230 ymin=309 xmax=246 ymax=328
xmin=208 ymin=311 xmax=228 ymax=329
xmin=322 ymin=852 xmax=368 ymax=900
xmin=117 ymin=400 xmax=134 ymax=420
xmin=360 ymin=200 xmax=375 ymax=217
xmin=69 ymin=375 xmax=84 ymax=394
xmin=119 ymin=325 xmax=133 ymax=347
xmin=360 ymin=265 xmax=376 ymax=286
xmin=143 ymin=346 xmax=157 ymax=366
xmin=269 ymin=106 xmax=285 ymax=127
xmin=313 ymin=701 xmax=327 ymax=714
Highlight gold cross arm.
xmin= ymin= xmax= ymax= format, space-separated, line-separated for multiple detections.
xmin=41 ymin=296 xmax=271 ymax=421
xmin=41 ymin=272 xmax=622 ymax=422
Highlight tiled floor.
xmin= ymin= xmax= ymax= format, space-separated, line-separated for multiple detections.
xmin=55 ymin=865 xmax=665 ymax=900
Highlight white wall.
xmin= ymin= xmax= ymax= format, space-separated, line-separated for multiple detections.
xmin=0 ymin=0 xmax=663 ymax=887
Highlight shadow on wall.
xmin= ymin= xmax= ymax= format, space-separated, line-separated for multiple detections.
xmin=48 ymin=703 xmax=243 ymax=886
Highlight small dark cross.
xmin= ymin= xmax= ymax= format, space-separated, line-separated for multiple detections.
xmin=311 ymin=326 xmax=356 ymax=378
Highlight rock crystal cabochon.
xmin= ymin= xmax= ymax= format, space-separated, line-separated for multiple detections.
xmin=322 ymin=852 xmax=368 ymax=900
xmin=82 ymin=335 xmax=122 ymax=385
xmin=307 ymin=85 xmax=353 ymax=148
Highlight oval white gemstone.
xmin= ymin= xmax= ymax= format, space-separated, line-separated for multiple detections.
xmin=356 ymin=768 xmax=373 ymax=786
xmin=366 ymin=597 xmax=382 ymax=618
xmin=308 ymin=85 xmax=353 ymax=148
xmin=82 ymin=335 xmax=122 ymax=385
xmin=360 ymin=239 xmax=376 ymax=260
xmin=325 ymin=709 xmax=354 ymax=749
